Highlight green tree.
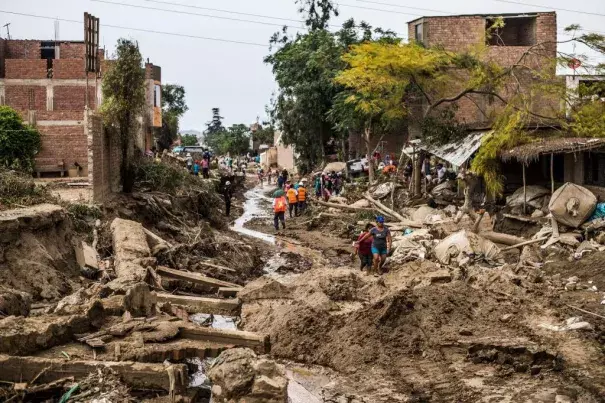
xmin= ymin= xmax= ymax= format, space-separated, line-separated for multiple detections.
xmin=0 ymin=106 xmax=40 ymax=171
xmin=158 ymin=84 xmax=188 ymax=151
xmin=100 ymin=38 xmax=146 ymax=193
xmin=253 ymin=124 xmax=275 ymax=146
xmin=180 ymin=133 xmax=198 ymax=146
xmin=205 ymin=124 xmax=250 ymax=156
xmin=205 ymin=108 xmax=225 ymax=135
xmin=266 ymin=1 xmax=397 ymax=172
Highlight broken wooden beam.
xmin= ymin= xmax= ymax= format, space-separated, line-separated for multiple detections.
xmin=218 ymin=287 xmax=241 ymax=298
xmin=157 ymin=266 xmax=241 ymax=291
xmin=179 ymin=325 xmax=270 ymax=354
xmin=0 ymin=354 xmax=187 ymax=393
xmin=155 ymin=293 xmax=240 ymax=315
xmin=479 ymin=231 xmax=527 ymax=246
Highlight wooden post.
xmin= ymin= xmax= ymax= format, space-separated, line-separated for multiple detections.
xmin=550 ymin=153 xmax=554 ymax=194
xmin=522 ymin=163 xmax=527 ymax=215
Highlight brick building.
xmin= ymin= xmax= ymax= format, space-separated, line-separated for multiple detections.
xmin=407 ymin=12 xmax=558 ymax=129
xmin=0 ymin=38 xmax=161 ymax=178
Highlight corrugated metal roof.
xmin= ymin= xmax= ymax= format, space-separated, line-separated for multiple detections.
xmin=404 ymin=131 xmax=488 ymax=167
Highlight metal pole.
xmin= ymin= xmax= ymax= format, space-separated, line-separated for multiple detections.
xmin=550 ymin=153 xmax=554 ymax=194
xmin=522 ymin=163 xmax=527 ymax=215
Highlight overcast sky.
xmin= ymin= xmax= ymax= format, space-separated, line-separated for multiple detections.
xmin=1 ymin=0 xmax=604 ymax=131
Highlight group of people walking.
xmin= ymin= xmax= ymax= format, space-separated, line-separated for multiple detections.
xmin=272 ymin=176 xmax=308 ymax=232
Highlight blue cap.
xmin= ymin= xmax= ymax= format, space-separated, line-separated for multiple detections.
xmin=376 ymin=216 xmax=385 ymax=223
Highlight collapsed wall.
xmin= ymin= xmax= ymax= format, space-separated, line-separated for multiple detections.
xmin=0 ymin=204 xmax=81 ymax=301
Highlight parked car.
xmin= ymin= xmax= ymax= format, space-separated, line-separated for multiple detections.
xmin=172 ymin=146 xmax=184 ymax=154
xmin=347 ymin=157 xmax=369 ymax=177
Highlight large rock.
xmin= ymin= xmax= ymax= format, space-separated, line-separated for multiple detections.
xmin=323 ymin=162 xmax=346 ymax=174
xmin=208 ymin=348 xmax=288 ymax=403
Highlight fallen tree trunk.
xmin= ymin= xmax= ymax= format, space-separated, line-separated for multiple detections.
xmin=479 ymin=231 xmax=527 ymax=246
xmin=314 ymin=200 xmax=379 ymax=213
xmin=155 ymin=293 xmax=240 ymax=315
xmin=363 ymin=193 xmax=407 ymax=222
xmin=156 ymin=266 xmax=241 ymax=291
xmin=0 ymin=354 xmax=187 ymax=393
xmin=500 ymin=237 xmax=549 ymax=252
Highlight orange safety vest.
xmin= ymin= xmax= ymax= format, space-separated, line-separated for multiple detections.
xmin=287 ymin=188 xmax=298 ymax=203
xmin=274 ymin=196 xmax=287 ymax=213
xmin=298 ymin=186 xmax=307 ymax=201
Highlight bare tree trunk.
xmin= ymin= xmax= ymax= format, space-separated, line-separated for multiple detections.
xmin=365 ymin=125 xmax=374 ymax=183
xmin=413 ymin=153 xmax=422 ymax=196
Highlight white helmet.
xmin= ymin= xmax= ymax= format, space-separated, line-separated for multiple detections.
xmin=225 ymin=181 xmax=231 ymax=185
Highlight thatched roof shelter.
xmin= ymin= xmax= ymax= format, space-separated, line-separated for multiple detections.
xmin=501 ymin=137 xmax=605 ymax=163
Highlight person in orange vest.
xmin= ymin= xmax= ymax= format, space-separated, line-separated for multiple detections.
xmin=273 ymin=192 xmax=287 ymax=232
xmin=286 ymin=185 xmax=299 ymax=218
xmin=297 ymin=180 xmax=307 ymax=214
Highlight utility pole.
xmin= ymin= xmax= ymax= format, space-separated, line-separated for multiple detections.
xmin=3 ymin=23 xmax=11 ymax=39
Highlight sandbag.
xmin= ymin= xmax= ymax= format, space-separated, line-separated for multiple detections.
xmin=434 ymin=230 xmax=500 ymax=265
xmin=549 ymin=183 xmax=597 ymax=228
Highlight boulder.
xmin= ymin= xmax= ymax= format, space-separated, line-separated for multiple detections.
xmin=371 ymin=182 xmax=395 ymax=199
xmin=323 ymin=162 xmax=346 ymax=174
xmin=208 ymin=348 xmax=287 ymax=403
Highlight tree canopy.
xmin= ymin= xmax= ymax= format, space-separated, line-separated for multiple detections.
xmin=158 ymin=84 xmax=188 ymax=151
xmin=205 ymin=124 xmax=250 ymax=156
xmin=100 ymin=38 xmax=146 ymax=193
xmin=265 ymin=1 xmax=398 ymax=172
xmin=180 ymin=133 xmax=198 ymax=146
xmin=0 ymin=106 xmax=40 ymax=171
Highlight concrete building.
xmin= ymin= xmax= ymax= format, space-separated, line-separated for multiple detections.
xmin=0 ymin=38 xmax=161 ymax=177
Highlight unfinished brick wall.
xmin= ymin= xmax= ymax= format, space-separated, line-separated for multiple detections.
xmin=0 ymin=38 xmax=5 ymax=78
xmin=407 ymin=12 xmax=558 ymax=127
xmin=5 ymin=40 xmax=40 ymax=59
xmin=88 ymin=113 xmax=121 ymax=201
xmin=5 ymin=59 xmax=48 ymax=79
xmin=54 ymin=86 xmax=96 ymax=110
xmin=36 ymin=110 xmax=84 ymax=121
xmin=36 ymin=125 xmax=87 ymax=168
xmin=59 ymin=42 xmax=85 ymax=59
xmin=5 ymin=86 xmax=46 ymax=110
xmin=53 ymin=59 xmax=85 ymax=79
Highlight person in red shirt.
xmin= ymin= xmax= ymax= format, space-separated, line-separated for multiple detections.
xmin=355 ymin=223 xmax=374 ymax=271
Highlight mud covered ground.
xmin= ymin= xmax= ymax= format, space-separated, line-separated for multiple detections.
xmin=236 ymin=183 xmax=605 ymax=402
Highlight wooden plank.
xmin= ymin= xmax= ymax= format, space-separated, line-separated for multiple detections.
xmin=155 ymin=293 xmax=240 ymax=315
xmin=157 ymin=266 xmax=241 ymax=290
xmin=0 ymin=354 xmax=187 ymax=393
xmin=179 ymin=325 xmax=270 ymax=354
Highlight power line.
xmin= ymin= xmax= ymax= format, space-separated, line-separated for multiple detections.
xmin=493 ymin=0 xmax=605 ymax=18
xmin=0 ymin=10 xmax=268 ymax=47
xmin=142 ymin=0 xmax=318 ymax=26
xmin=91 ymin=0 xmax=304 ymax=30
xmin=93 ymin=0 xmax=409 ymax=37
xmin=336 ymin=2 xmax=422 ymax=16
xmin=353 ymin=0 xmax=448 ymax=14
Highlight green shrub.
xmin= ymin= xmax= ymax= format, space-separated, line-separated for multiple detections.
xmin=0 ymin=168 xmax=55 ymax=209
xmin=135 ymin=160 xmax=188 ymax=192
xmin=0 ymin=106 xmax=41 ymax=171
